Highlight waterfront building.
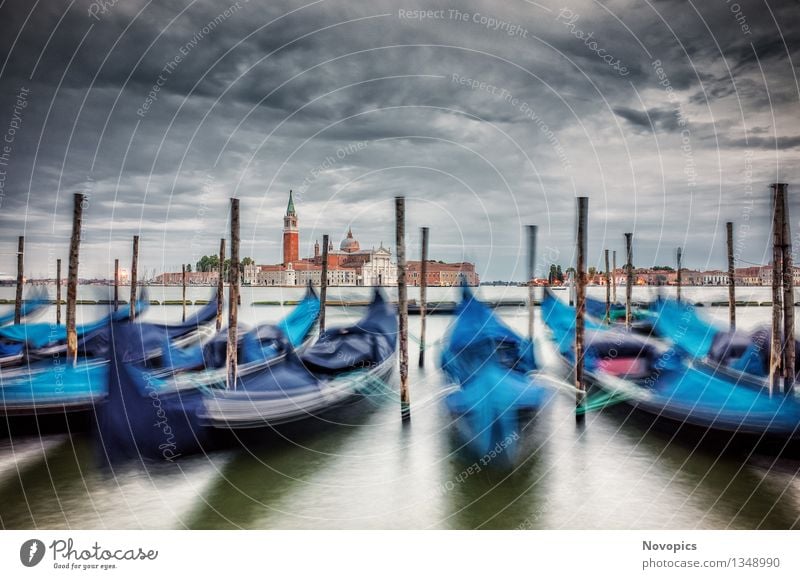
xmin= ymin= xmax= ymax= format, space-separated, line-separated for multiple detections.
xmin=254 ymin=192 xmax=398 ymax=286
xmin=250 ymin=191 xmax=479 ymax=287
xmin=155 ymin=270 xmax=220 ymax=285
xmin=243 ymin=263 xmax=259 ymax=285
xmin=733 ymin=266 xmax=763 ymax=286
xmin=155 ymin=192 xmax=478 ymax=287
xmin=406 ymin=261 xmax=480 ymax=286
xmin=702 ymin=270 xmax=729 ymax=285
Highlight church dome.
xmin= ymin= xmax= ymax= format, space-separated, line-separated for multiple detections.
xmin=340 ymin=227 xmax=360 ymax=253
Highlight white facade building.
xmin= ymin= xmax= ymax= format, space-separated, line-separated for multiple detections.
xmin=258 ymin=265 xmax=295 ymax=286
xmin=330 ymin=268 xmax=359 ymax=286
xmin=243 ymin=263 xmax=259 ymax=285
xmin=703 ymin=270 xmax=728 ymax=285
xmin=252 ymin=196 xmax=400 ymax=286
xmin=359 ymin=245 xmax=397 ymax=286
xmin=293 ymin=268 xmax=321 ymax=287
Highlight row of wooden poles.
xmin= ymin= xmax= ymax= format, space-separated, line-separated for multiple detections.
xmin=11 ymin=185 xmax=794 ymax=421
xmin=6 ymin=193 xmax=483 ymax=424
xmin=570 ymin=182 xmax=795 ymax=420
xmin=10 ymin=194 xmax=424 ymax=418
xmin=11 ymin=194 xmax=235 ymax=378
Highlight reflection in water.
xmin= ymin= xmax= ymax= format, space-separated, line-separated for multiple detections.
xmin=619 ymin=416 xmax=800 ymax=530
xmin=0 ymin=287 xmax=799 ymax=529
xmin=184 ymin=395 xmax=387 ymax=529
xmin=439 ymin=411 xmax=551 ymax=530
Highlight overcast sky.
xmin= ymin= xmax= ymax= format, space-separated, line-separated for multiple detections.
xmin=0 ymin=0 xmax=798 ymax=280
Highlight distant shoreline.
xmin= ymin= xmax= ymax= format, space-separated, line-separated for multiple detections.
xmin=0 ymin=281 xmax=789 ymax=288
xmin=2 ymin=281 xmax=484 ymax=288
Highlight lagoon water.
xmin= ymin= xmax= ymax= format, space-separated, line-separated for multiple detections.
xmin=0 ymin=284 xmax=798 ymax=529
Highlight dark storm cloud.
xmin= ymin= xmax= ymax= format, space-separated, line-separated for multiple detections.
xmin=612 ymin=106 xmax=682 ymax=133
xmin=0 ymin=0 xmax=797 ymax=280
xmin=725 ymin=135 xmax=800 ymax=150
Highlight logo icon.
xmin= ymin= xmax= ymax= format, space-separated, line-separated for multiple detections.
xmin=20 ymin=539 xmax=45 ymax=567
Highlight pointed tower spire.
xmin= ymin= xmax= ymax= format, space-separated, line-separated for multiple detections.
xmin=283 ymin=190 xmax=299 ymax=265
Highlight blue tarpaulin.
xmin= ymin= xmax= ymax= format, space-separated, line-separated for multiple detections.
xmin=440 ymin=287 xmax=547 ymax=459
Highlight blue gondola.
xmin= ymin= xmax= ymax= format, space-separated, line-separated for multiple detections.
xmin=649 ymin=297 xmax=790 ymax=386
xmin=0 ymin=289 xmax=49 ymax=326
xmin=97 ymin=289 xmax=396 ymax=461
xmin=0 ymin=290 xmax=70 ymax=364
xmin=0 ymin=290 xmax=318 ymax=417
xmin=0 ymin=293 xmax=150 ymax=365
xmin=585 ymin=295 xmax=626 ymax=321
xmin=542 ymin=289 xmax=800 ymax=451
xmin=143 ymin=285 xmax=321 ymax=377
xmin=585 ymin=294 xmax=656 ymax=334
xmin=151 ymin=290 xmax=221 ymax=342
xmin=0 ymin=359 xmax=108 ymax=415
xmin=440 ymin=287 xmax=548 ymax=460
xmin=0 ymin=293 xmax=150 ymax=416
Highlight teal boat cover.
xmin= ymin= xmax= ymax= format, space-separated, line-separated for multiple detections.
xmin=440 ymin=287 xmax=547 ymax=459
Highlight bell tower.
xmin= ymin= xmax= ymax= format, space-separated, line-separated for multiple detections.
xmin=283 ymin=190 xmax=299 ymax=266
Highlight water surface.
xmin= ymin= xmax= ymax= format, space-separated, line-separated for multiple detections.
xmin=1 ymin=285 xmax=798 ymax=529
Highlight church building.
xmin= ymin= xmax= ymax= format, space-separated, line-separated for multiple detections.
xmin=256 ymin=191 xmax=398 ymax=286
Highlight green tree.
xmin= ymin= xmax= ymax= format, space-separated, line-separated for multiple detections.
xmin=196 ymin=255 xmax=219 ymax=273
xmin=195 ymin=254 xmax=252 ymax=280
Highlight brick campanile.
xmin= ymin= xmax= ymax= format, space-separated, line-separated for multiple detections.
xmin=283 ymin=190 xmax=299 ymax=266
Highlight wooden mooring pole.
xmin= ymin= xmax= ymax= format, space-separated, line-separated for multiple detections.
xmin=56 ymin=258 xmax=62 ymax=324
xmin=113 ymin=258 xmax=119 ymax=312
xmin=419 ymin=226 xmax=429 ymax=366
xmin=676 ymin=247 xmax=682 ymax=303
xmin=526 ymin=225 xmax=537 ymax=340
xmin=569 ymin=270 xmax=575 ymax=307
xmin=612 ymin=250 xmax=617 ymax=303
xmin=575 ymin=197 xmax=588 ymax=418
xmin=320 ymin=234 xmax=329 ymax=334
xmin=129 ymin=236 xmax=139 ymax=322
xmin=182 ymin=264 xmax=187 ymax=322
xmin=396 ymin=196 xmax=410 ymax=420
xmin=604 ymin=249 xmax=611 ymax=324
xmin=66 ymin=193 xmax=84 ymax=364
xmin=216 ymin=238 xmax=225 ymax=332
xmin=726 ymin=222 xmax=736 ymax=331
xmin=625 ymin=233 xmax=633 ymax=329
xmin=779 ymin=184 xmax=795 ymax=393
xmin=14 ymin=236 xmax=23 ymax=324
xmin=770 ymin=184 xmax=784 ymax=394
xmin=227 ymin=198 xmax=240 ymax=389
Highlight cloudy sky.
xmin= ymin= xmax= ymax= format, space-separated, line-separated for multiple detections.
xmin=0 ymin=0 xmax=797 ymax=280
